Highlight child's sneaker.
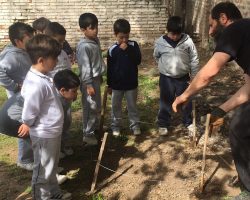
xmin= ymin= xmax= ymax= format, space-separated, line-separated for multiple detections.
xmin=133 ymin=128 xmax=141 ymax=136
xmin=56 ymin=174 xmax=68 ymax=185
xmin=62 ymin=147 xmax=74 ymax=156
xmin=158 ymin=127 xmax=168 ymax=136
xmin=17 ymin=162 xmax=34 ymax=171
xmin=83 ymin=135 xmax=98 ymax=146
xmin=112 ymin=130 xmax=120 ymax=136
xmin=187 ymin=124 xmax=196 ymax=137
xmin=50 ymin=190 xmax=72 ymax=199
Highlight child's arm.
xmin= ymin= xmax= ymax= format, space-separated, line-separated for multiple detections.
xmin=189 ymin=40 xmax=199 ymax=79
xmin=0 ymin=58 xmax=21 ymax=93
xmin=21 ymin=83 xmax=44 ymax=127
xmin=17 ymin=123 xmax=30 ymax=137
xmin=127 ymin=41 xmax=141 ymax=66
xmin=77 ymin=45 xmax=94 ymax=92
xmin=153 ymin=43 xmax=160 ymax=63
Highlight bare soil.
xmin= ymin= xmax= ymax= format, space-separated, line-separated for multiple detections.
xmin=0 ymin=46 xmax=244 ymax=200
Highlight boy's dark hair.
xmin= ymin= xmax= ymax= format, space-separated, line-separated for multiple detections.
xmin=211 ymin=1 xmax=242 ymax=21
xmin=45 ymin=22 xmax=66 ymax=37
xmin=54 ymin=69 xmax=80 ymax=90
xmin=166 ymin=16 xmax=183 ymax=34
xmin=113 ymin=19 xmax=130 ymax=34
xmin=25 ymin=34 xmax=61 ymax=64
xmin=32 ymin=17 xmax=51 ymax=32
xmin=79 ymin=13 xmax=98 ymax=29
xmin=9 ymin=22 xmax=34 ymax=46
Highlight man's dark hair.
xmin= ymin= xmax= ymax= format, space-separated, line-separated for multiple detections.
xmin=79 ymin=13 xmax=98 ymax=29
xmin=54 ymin=69 xmax=80 ymax=90
xmin=211 ymin=1 xmax=242 ymax=21
xmin=45 ymin=22 xmax=66 ymax=37
xmin=25 ymin=34 xmax=61 ymax=64
xmin=166 ymin=16 xmax=183 ymax=34
xmin=9 ymin=22 xmax=34 ymax=46
xmin=32 ymin=17 xmax=51 ymax=32
xmin=113 ymin=19 xmax=130 ymax=35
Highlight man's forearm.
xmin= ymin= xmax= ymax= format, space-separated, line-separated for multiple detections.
xmin=220 ymin=74 xmax=250 ymax=112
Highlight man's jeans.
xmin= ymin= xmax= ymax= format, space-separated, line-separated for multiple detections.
xmin=158 ymin=73 xmax=192 ymax=128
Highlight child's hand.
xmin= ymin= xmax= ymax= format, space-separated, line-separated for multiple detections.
xmin=87 ymin=85 xmax=95 ymax=96
xmin=119 ymin=42 xmax=128 ymax=50
xmin=18 ymin=124 xmax=30 ymax=137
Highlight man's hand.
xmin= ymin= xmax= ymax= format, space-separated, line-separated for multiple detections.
xmin=87 ymin=85 xmax=95 ymax=96
xmin=18 ymin=124 xmax=30 ymax=137
xmin=210 ymin=107 xmax=226 ymax=134
xmin=172 ymin=95 xmax=189 ymax=112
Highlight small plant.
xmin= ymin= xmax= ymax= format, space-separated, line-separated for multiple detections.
xmin=91 ymin=193 xmax=104 ymax=200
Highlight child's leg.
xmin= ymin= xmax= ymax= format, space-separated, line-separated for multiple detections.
xmin=111 ymin=90 xmax=124 ymax=132
xmin=124 ymin=88 xmax=140 ymax=130
xmin=61 ymin=100 xmax=72 ymax=153
xmin=30 ymin=135 xmax=61 ymax=200
xmin=175 ymin=78 xmax=192 ymax=126
xmin=81 ymin=77 xmax=101 ymax=136
xmin=17 ymin=138 xmax=33 ymax=164
xmin=158 ymin=74 xmax=175 ymax=128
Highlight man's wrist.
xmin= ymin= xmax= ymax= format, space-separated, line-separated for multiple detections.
xmin=211 ymin=107 xmax=227 ymax=118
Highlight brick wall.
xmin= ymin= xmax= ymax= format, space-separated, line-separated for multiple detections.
xmin=0 ymin=0 xmax=167 ymax=49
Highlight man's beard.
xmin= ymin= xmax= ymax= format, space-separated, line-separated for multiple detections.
xmin=212 ymin=23 xmax=225 ymax=44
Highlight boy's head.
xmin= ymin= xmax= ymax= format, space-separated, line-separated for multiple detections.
xmin=32 ymin=17 xmax=51 ymax=34
xmin=44 ymin=22 xmax=66 ymax=47
xmin=113 ymin=19 xmax=130 ymax=44
xmin=166 ymin=16 xmax=183 ymax=41
xmin=79 ymin=13 xmax=98 ymax=40
xmin=9 ymin=22 xmax=35 ymax=49
xmin=54 ymin=69 xmax=80 ymax=101
xmin=25 ymin=34 xmax=61 ymax=73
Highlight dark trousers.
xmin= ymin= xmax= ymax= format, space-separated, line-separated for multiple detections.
xmin=230 ymin=102 xmax=250 ymax=191
xmin=158 ymin=73 xmax=192 ymax=128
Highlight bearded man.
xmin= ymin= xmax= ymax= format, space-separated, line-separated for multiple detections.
xmin=172 ymin=2 xmax=250 ymax=199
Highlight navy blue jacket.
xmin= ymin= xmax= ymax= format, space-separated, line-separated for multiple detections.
xmin=107 ymin=40 xmax=141 ymax=90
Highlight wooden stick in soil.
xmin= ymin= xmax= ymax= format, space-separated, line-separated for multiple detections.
xmin=99 ymin=85 xmax=108 ymax=140
xmin=191 ymin=100 xmax=197 ymax=147
xmin=200 ymin=113 xmax=211 ymax=192
xmin=91 ymin=132 xmax=108 ymax=193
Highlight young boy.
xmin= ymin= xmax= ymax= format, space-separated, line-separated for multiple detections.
xmin=76 ymin=13 xmax=105 ymax=145
xmin=21 ymin=34 xmax=72 ymax=199
xmin=0 ymin=22 xmax=34 ymax=98
xmin=32 ymin=17 xmax=74 ymax=62
xmin=107 ymin=19 xmax=142 ymax=136
xmin=0 ymin=22 xmax=34 ymax=171
xmin=153 ymin=16 xmax=199 ymax=136
xmin=44 ymin=21 xmax=74 ymax=157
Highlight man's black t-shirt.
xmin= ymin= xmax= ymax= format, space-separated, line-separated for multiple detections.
xmin=215 ymin=19 xmax=250 ymax=75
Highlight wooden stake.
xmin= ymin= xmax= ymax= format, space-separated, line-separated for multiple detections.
xmin=200 ymin=113 xmax=211 ymax=192
xmin=91 ymin=132 xmax=108 ymax=193
xmin=191 ymin=100 xmax=197 ymax=147
xmin=99 ymin=85 xmax=108 ymax=139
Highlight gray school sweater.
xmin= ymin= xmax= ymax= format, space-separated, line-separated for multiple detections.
xmin=76 ymin=37 xmax=105 ymax=86
xmin=153 ymin=34 xmax=199 ymax=79
xmin=0 ymin=44 xmax=31 ymax=92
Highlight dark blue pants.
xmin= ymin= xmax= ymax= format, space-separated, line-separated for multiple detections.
xmin=230 ymin=102 xmax=250 ymax=191
xmin=158 ymin=73 xmax=192 ymax=128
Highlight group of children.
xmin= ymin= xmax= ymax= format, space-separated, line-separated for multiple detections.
xmin=0 ymin=13 xmax=199 ymax=200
